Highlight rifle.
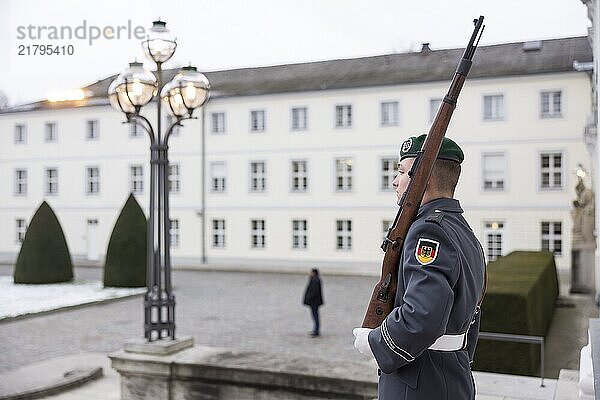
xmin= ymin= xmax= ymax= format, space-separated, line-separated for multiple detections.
xmin=362 ymin=16 xmax=485 ymax=329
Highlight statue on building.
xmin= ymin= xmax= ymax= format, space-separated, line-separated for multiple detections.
xmin=571 ymin=176 xmax=596 ymax=249
xmin=571 ymin=167 xmax=596 ymax=294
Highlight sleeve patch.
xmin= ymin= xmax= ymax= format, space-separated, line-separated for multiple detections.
xmin=415 ymin=238 xmax=440 ymax=266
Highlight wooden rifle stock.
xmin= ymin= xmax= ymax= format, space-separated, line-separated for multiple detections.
xmin=362 ymin=16 xmax=485 ymax=329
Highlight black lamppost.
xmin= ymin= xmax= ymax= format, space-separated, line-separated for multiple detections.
xmin=108 ymin=20 xmax=210 ymax=342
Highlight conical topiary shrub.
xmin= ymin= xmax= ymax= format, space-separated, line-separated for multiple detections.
xmin=14 ymin=201 xmax=73 ymax=284
xmin=103 ymin=193 xmax=147 ymax=287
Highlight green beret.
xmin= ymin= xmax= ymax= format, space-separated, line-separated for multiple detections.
xmin=399 ymin=134 xmax=464 ymax=164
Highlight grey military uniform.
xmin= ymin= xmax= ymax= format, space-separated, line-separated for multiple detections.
xmin=368 ymin=197 xmax=485 ymax=400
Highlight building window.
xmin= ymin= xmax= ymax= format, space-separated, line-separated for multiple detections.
xmin=382 ymin=220 xmax=392 ymax=241
xmin=429 ymin=98 xmax=442 ymax=123
xmin=251 ymin=219 xmax=266 ymax=248
xmin=380 ymin=101 xmax=399 ymax=126
xmin=210 ymin=162 xmax=226 ymax=192
xmin=250 ymin=110 xmax=265 ymax=132
xmin=335 ymin=105 xmax=352 ymax=128
xmin=212 ymin=219 xmax=226 ymax=248
xmin=482 ymin=153 xmax=505 ymax=191
xmin=129 ymin=122 xmax=143 ymax=137
xmin=169 ymin=219 xmax=180 ymax=248
xmin=291 ymin=160 xmax=308 ymax=192
xmin=381 ymin=158 xmax=398 ymax=191
xmin=335 ymin=158 xmax=353 ymax=191
xmin=291 ymin=107 xmax=308 ymax=131
xmin=16 ymin=219 xmax=27 ymax=244
xmin=483 ymin=95 xmax=504 ymax=121
xmin=130 ymin=165 xmax=144 ymax=194
xmin=292 ymin=219 xmax=308 ymax=249
xmin=45 ymin=122 xmax=57 ymax=142
xmin=211 ymin=112 xmax=226 ymax=134
xmin=484 ymin=221 xmax=504 ymax=262
xmin=46 ymin=168 xmax=58 ymax=195
xmin=14 ymin=169 xmax=27 ymax=195
xmin=14 ymin=124 xmax=26 ymax=144
xmin=336 ymin=219 xmax=352 ymax=250
xmin=169 ymin=164 xmax=180 ymax=193
xmin=541 ymin=91 xmax=562 ymax=118
xmin=86 ymin=167 xmax=100 ymax=194
xmin=540 ymin=152 xmax=563 ymax=190
xmin=541 ymin=221 xmax=562 ymax=256
xmin=250 ymin=162 xmax=266 ymax=192
xmin=86 ymin=120 xmax=99 ymax=140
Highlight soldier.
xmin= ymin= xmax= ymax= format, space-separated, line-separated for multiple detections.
xmin=353 ymin=134 xmax=486 ymax=399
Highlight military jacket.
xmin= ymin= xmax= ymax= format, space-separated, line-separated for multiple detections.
xmin=368 ymin=198 xmax=485 ymax=400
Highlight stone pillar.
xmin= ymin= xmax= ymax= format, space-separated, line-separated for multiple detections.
xmin=113 ymin=336 xmax=194 ymax=400
xmin=572 ymin=245 xmax=597 ymax=294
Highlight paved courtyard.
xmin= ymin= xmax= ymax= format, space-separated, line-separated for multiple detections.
xmin=0 ymin=265 xmax=376 ymax=374
xmin=0 ymin=264 xmax=596 ymax=379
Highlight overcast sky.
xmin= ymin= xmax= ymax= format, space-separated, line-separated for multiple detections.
xmin=0 ymin=0 xmax=591 ymax=105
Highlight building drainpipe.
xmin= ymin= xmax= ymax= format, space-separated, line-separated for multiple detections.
xmin=592 ymin=0 xmax=600 ymax=304
xmin=201 ymin=106 xmax=207 ymax=264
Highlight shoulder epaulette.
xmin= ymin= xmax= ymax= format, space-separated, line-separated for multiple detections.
xmin=425 ymin=210 xmax=445 ymax=225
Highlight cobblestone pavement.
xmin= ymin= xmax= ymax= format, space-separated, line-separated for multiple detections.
xmin=0 ymin=265 xmax=376 ymax=373
xmin=0 ymin=264 xmax=596 ymax=379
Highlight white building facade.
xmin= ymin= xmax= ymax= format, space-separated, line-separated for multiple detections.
xmin=0 ymin=37 xmax=592 ymax=274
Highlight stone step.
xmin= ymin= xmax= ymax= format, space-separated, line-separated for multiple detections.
xmin=553 ymin=369 xmax=580 ymax=400
xmin=0 ymin=354 xmax=105 ymax=400
xmin=472 ymin=370 xmax=557 ymax=400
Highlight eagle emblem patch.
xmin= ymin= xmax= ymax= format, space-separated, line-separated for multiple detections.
xmin=415 ymin=238 xmax=440 ymax=266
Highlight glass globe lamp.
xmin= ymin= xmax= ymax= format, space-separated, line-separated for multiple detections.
xmin=161 ymin=66 xmax=210 ymax=117
xmin=142 ymin=20 xmax=177 ymax=63
xmin=108 ymin=61 xmax=157 ymax=113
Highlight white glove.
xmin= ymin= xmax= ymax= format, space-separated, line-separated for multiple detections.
xmin=353 ymin=327 xmax=374 ymax=358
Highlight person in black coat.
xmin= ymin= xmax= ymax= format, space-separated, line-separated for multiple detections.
xmin=303 ymin=268 xmax=324 ymax=337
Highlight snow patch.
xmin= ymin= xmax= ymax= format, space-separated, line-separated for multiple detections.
xmin=0 ymin=276 xmax=145 ymax=320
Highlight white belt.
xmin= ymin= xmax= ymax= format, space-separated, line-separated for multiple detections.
xmin=428 ymin=333 xmax=466 ymax=351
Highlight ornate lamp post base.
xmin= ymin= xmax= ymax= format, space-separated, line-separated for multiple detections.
xmin=124 ymin=335 xmax=194 ymax=356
